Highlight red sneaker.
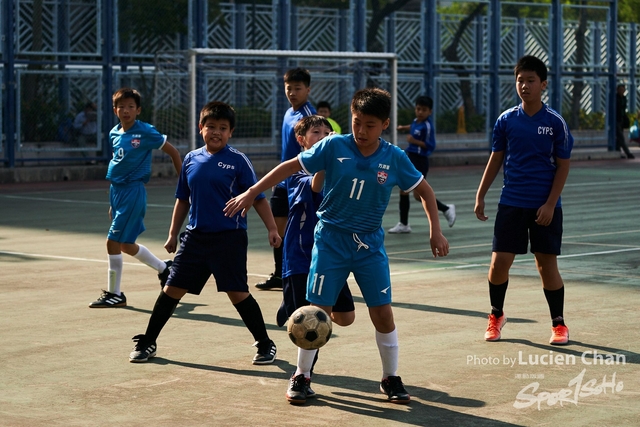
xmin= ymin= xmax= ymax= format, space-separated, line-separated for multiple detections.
xmin=484 ymin=313 xmax=506 ymax=341
xmin=549 ymin=324 xmax=569 ymax=345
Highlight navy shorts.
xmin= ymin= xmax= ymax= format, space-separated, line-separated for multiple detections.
xmin=167 ymin=229 xmax=249 ymax=295
xmin=270 ymin=185 xmax=289 ymax=217
xmin=276 ymin=274 xmax=355 ymax=327
xmin=407 ymin=151 xmax=429 ymax=177
xmin=492 ymin=204 xmax=563 ymax=255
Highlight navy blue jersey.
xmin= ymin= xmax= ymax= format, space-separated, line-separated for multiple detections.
xmin=176 ymin=146 xmax=265 ymax=233
xmin=298 ymin=134 xmax=423 ymax=233
xmin=106 ymin=120 xmax=166 ymax=184
xmin=282 ymin=171 xmax=322 ymax=278
xmin=281 ymin=101 xmax=316 ymax=163
xmin=405 ymin=116 xmax=436 ymax=157
xmin=492 ymin=103 xmax=573 ymax=208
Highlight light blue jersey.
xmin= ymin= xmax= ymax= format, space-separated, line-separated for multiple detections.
xmin=493 ymin=103 xmax=573 ymax=208
xmin=106 ymin=120 xmax=167 ymax=185
xmin=298 ymin=134 xmax=423 ymax=234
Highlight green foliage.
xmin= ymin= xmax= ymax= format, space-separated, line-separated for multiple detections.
xmin=118 ymin=0 xmax=188 ymax=43
xmin=435 ymin=109 xmax=485 ymax=134
xmin=233 ymin=106 xmax=272 ymax=138
xmin=397 ymin=107 xmax=415 ymax=128
xmin=578 ymin=110 xmax=605 ymax=130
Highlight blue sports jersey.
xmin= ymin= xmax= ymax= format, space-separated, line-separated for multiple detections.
xmin=492 ymin=103 xmax=574 ymax=208
xmin=106 ymin=120 xmax=167 ymax=184
xmin=282 ymin=171 xmax=322 ymax=278
xmin=176 ymin=146 xmax=265 ymax=233
xmin=405 ymin=116 xmax=436 ymax=157
xmin=298 ymin=134 xmax=423 ymax=233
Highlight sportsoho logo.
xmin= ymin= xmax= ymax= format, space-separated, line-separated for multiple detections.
xmin=467 ymin=350 xmax=626 ymax=410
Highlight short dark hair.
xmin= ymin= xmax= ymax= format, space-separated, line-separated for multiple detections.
xmin=514 ymin=55 xmax=547 ymax=82
xmin=284 ymin=68 xmax=311 ymax=86
xmin=415 ymin=96 xmax=433 ymax=109
xmin=199 ymin=101 xmax=236 ymax=129
xmin=350 ymin=88 xmax=391 ymax=122
xmin=316 ymin=101 xmax=332 ymax=111
xmin=294 ymin=115 xmax=332 ymax=137
xmin=112 ymin=87 xmax=141 ymax=108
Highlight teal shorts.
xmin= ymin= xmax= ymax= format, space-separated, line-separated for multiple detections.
xmin=108 ymin=182 xmax=146 ymax=243
xmin=307 ymin=222 xmax=391 ymax=308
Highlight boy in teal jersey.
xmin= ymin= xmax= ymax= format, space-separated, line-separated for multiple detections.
xmin=475 ymin=55 xmax=573 ymax=346
xmin=225 ymin=88 xmax=449 ymax=405
xmin=129 ymin=101 xmax=280 ymax=364
xmin=89 ymin=88 xmax=182 ymax=308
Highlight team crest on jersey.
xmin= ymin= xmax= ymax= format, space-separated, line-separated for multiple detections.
xmin=377 ymin=170 xmax=388 ymax=184
xmin=131 ymin=138 xmax=141 ymax=148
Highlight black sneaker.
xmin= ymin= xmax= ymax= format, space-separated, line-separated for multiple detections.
xmin=286 ymin=374 xmax=309 ymax=404
xmin=255 ymin=274 xmax=282 ymax=290
xmin=252 ymin=339 xmax=277 ymax=365
xmin=158 ymin=260 xmax=173 ymax=287
xmin=380 ymin=376 xmax=411 ymax=404
xmin=129 ymin=334 xmax=157 ymax=363
xmin=89 ymin=290 xmax=127 ymax=308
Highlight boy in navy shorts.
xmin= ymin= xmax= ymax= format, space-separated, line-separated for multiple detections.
xmin=90 ymin=88 xmax=182 ymax=308
xmin=276 ymin=115 xmax=355 ymax=403
xmin=474 ymin=55 xmax=573 ymax=345
xmin=389 ymin=96 xmax=455 ymax=234
xmin=225 ymin=88 xmax=449 ymax=404
xmin=129 ymin=102 xmax=281 ymax=364
xmin=256 ymin=68 xmax=316 ymax=290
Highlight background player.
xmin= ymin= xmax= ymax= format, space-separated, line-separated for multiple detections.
xmin=225 ymin=88 xmax=449 ymax=405
xmin=90 ymin=88 xmax=182 ymax=308
xmin=256 ymin=68 xmax=316 ymax=290
xmin=475 ymin=55 xmax=573 ymax=346
xmin=389 ymin=95 xmax=455 ymax=234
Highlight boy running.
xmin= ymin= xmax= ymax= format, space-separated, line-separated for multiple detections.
xmin=90 ymin=88 xmax=182 ymax=308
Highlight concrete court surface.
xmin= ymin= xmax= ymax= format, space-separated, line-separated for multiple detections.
xmin=1 ymin=158 xmax=639 ymax=426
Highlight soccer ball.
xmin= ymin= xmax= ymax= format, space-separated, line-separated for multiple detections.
xmin=287 ymin=305 xmax=333 ymax=350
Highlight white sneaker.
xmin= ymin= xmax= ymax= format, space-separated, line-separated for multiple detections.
xmin=444 ymin=204 xmax=456 ymax=227
xmin=388 ymin=222 xmax=412 ymax=234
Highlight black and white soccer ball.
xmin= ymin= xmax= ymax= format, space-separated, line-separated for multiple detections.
xmin=287 ymin=305 xmax=333 ymax=350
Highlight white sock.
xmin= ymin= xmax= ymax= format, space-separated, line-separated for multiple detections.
xmin=133 ymin=244 xmax=166 ymax=272
xmin=376 ymin=328 xmax=399 ymax=379
xmin=108 ymin=254 xmax=123 ymax=295
xmin=294 ymin=348 xmax=317 ymax=378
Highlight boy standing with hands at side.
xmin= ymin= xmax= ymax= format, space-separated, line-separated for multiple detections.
xmin=256 ymin=68 xmax=316 ymax=290
xmin=225 ymin=88 xmax=449 ymax=404
xmin=129 ymin=101 xmax=280 ymax=364
xmin=389 ymin=95 xmax=455 ymax=234
xmin=475 ymin=55 xmax=573 ymax=345
xmin=90 ymin=88 xmax=182 ymax=308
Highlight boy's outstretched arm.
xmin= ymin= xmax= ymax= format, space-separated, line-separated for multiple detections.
xmin=413 ymin=179 xmax=449 ymax=258
xmin=224 ymin=158 xmax=303 ymax=217
xmin=475 ymin=151 xmax=504 ymax=221
xmin=536 ymin=157 xmax=570 ymax=226
xmin=311 ymin=171 xmax=325 ymax=193
xmin=252 ymin=198 xmax=282 ymax=248
xmin=161 ymin=141 xmax=183 ymax=175
xmin=164 ymin=198 xmax=189 ymax=253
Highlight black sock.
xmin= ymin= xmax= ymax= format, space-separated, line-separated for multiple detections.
xmin=489 ymin=280 xmax=508 ymax=318
xmin=234 ymin=294 xmax=269 ymax=343
xmin=399 ymin=194 xmax=410 ymax=225
xmin=273 ymin=245 xmax=283 ymax=278
xmin=144 ymin=291 xmax=180 ymax=342
xmin=437 ymin=199 xmax=449 ymax=212
xmin=543 ymin=286 xmax=565 ymax=326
